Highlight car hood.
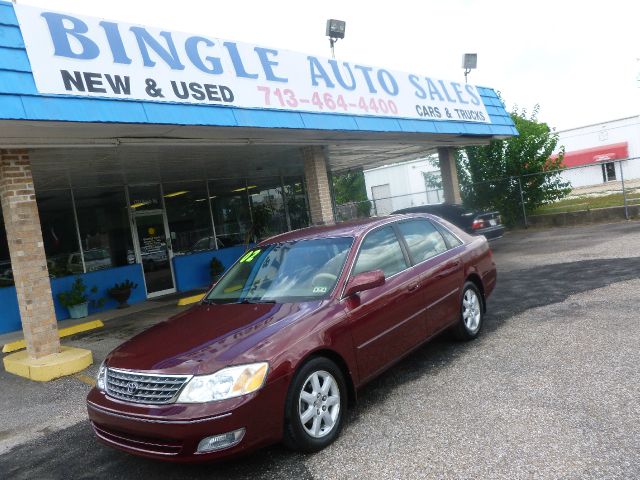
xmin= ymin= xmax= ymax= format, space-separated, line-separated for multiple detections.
xmin=106 ymin=301 xmax=323 ymax=375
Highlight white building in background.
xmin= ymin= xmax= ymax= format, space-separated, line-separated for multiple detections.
xmin=363 ymin=116 xmax=640 ymax=211
xmin=554 ymin=116 xmax=640 ymax=188
xmin=363 ymin=157 xmax=444 ymax=215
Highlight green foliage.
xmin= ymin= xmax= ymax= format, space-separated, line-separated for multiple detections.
xmin=332 ymin=170 xmax=371 ymax=217
xmin=458 ymin=105 xmax=571 ymax=225
xmin=58 ymin=277 xmax=99 ymax=307
xmin=109 ymin=279 xmax=138 ymax=292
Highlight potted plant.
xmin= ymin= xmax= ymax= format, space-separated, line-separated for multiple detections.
xmin=210 ymin=257 xmax=225 ymax=283
xmin=108 ymin=279 xmax=138 ymax=309
xmin=58 ymin=277 xmax=99 ymax=319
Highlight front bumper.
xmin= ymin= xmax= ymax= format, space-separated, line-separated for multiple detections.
xmin=86 ymin=376 xmax=287 ymax=462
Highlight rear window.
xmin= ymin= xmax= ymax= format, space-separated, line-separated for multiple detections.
xmin=435 ymin=224 xmax=463 ymax=248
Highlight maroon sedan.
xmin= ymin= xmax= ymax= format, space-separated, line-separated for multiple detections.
xmin=87 ymin=214 xmax=496 ymax=461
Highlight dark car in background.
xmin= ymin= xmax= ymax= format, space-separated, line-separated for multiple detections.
xmin=393 ymin=204 xmax=504 ymax=240
xmin=87 ymin=214 xmax=496 ymax=462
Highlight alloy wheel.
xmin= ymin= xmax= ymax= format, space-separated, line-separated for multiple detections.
xmin=298 ymin=370 xmax=341 ymax=438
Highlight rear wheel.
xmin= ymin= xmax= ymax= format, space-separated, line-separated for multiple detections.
xmin=283 ymin=357 xmax=346 ymax=452
xmin=453 ymin=281 xmax=484 ymax=340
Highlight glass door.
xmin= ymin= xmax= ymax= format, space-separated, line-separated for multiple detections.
xmin=133 ymin=211 xmax=175 ymax=296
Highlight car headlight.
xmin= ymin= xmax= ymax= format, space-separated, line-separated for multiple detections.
xmin=96 ymin=361 xmax=107 ymax=391
xmin=177 ymin=363 xmax=269 ymax=403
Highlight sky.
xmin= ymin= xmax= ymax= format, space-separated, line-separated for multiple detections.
xmin=15 ymin=0 xmax=640 ymax=131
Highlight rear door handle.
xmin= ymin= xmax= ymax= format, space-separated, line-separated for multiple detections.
xmin=408 ymin=283 xmax=420 ymax=292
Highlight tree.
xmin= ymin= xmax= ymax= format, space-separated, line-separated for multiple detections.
xmin=332 ymin=170 xmax=371 ymax=218
xmin=458 ymin=105 xmax=570 ymax=225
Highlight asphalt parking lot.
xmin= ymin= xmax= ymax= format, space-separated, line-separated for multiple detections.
xmin=1 ymin=221 xmax=639 ymax=479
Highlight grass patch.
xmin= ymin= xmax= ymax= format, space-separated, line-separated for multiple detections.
xmin=533 ymin=192 xmax=640 ymax=214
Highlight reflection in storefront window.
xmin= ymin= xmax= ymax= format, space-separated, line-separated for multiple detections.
xmin=75 ymin=187 xmax=133 ymax=271
xmin=249 ymin=180 xmax=287 ymax=241
xmin=283 ymin=177 xmax=309 ymax=230
xmin=0 ymin=209 xmax=13 ymax=288
xmin=164 ymin=181 xmax=215 ymax=255
xmin=36 ymin=189 xmax=80 ymax=278
xmin=209 ymin=182 xmax=252 ymax=247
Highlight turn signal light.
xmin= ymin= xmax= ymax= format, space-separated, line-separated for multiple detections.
xmin=197 ymin=428 xmax=245 ymax=453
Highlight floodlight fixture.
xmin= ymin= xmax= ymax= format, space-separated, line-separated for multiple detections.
xmin=326 ymin=19 xmax=346 ymax=58
xmin=462 ymin=53 xmax=477 ymax=84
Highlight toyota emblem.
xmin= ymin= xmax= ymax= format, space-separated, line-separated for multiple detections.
xmin=126 ymin=381 xmax=139 ymax=394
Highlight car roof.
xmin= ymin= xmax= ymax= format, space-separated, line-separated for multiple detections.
xmin=393 ymin=203 xmax=464 ymax=213
xmin=259 ymin=214 xmax=435 ymax=245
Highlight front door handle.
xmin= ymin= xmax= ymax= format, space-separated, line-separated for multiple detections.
xmin=408 ymin=283 xmax=420 ymax=292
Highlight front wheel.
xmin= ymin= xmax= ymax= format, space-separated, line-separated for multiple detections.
xmin=453 ymin=281 xmax=484 ymax=340
xmin=283 ymin=357 xmax=346 ymax=453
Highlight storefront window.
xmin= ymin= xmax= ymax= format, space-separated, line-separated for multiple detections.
xmin=209 ymin=180 xmax=252 ymax=247
xmin=75 ymin=187 xmax=133 ymax=271
xmin=0 ymin=209 xmax=13 ymax=288
xmin=37 ymin=189 xmax=80 ymax=278
xmin=163 ymin=181 xmax=214 ymax=255
xmin=283 ymin=177 xmax=309 ymax=230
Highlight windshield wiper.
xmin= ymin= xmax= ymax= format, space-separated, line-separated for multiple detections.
xmin=201 ymin=298 xmax=218 ymax=305
xmin=238 ymin=299 xmax=276 ymax=304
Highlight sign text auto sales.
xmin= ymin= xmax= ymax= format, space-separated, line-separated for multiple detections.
xmin=15 ymin=5 xmax=490 ymax=123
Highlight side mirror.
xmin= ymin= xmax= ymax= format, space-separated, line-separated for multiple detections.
xmin=344 ymin=269 xmax=385 ymax=297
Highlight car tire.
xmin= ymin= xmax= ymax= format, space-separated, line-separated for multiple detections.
xmin=283 ymin=357 xmax=346 ymax=453
xmin=452 ymin=281 xmax=484 ymax=341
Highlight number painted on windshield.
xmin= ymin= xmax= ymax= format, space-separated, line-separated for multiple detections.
xmin=239 ymin=249 xmax=261 ymax=263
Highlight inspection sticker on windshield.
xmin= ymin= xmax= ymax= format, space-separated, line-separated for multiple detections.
xmin=312 ymin=286 xmax=328 ymax=294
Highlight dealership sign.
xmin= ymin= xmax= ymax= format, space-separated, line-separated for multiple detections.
xmin=15 ymin=5 xmax=490 ymax=123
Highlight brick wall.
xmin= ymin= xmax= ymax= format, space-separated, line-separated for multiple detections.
xmin=0 ymin=150 xmax=60 ymax=358
xmin=302 ymin=146 xmax=334 ymax=225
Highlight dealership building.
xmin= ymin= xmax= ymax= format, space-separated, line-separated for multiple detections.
xmin=0 ymin=1 xmax=516 ymax=378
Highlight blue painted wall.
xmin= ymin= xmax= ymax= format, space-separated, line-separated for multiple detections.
xmin=0 ymin=264 xmax=145 ymax=334
xmin=0 ymin=286 xmax=20 ymax=334
xmin=50 ymin=264 xmax=146 ymax=321
xmin=0 ymin=247 xmax=247 ymax=335
xmin=173 ymin=245 xmax=247 ymax=292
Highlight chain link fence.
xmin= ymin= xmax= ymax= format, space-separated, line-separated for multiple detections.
xmin=336 ymin=157 xmax=640 ymax=227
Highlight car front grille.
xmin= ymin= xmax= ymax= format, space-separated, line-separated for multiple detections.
xmin=105 ymin=368 xmax=191 ymax=405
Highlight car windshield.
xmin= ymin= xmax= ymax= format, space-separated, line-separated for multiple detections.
xmin=205 ymin=237 xmax=354 ymax=304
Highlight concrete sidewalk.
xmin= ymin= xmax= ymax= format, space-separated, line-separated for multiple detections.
xmin=0 ymin=289 xmax=205 ymax=348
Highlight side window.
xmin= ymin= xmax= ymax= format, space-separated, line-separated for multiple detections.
xmin=353 ymin=226 xmax=408 ymax=278
xmin=396 ymin=219 xmax=447 ymax=264
xmin=436 ymin=224 xmax=463 ymax=248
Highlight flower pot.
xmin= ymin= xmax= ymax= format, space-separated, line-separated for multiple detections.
xmin=109 ymin=288 xmax=132 ymax=309
xmin=67 ymin=302 xmax=89 ymax=319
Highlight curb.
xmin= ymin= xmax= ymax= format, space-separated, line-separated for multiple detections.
xmin=2 ymin=319 xmax=104 ymax=353
xmin=177 ymin=293 xmax=205 ymax=306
